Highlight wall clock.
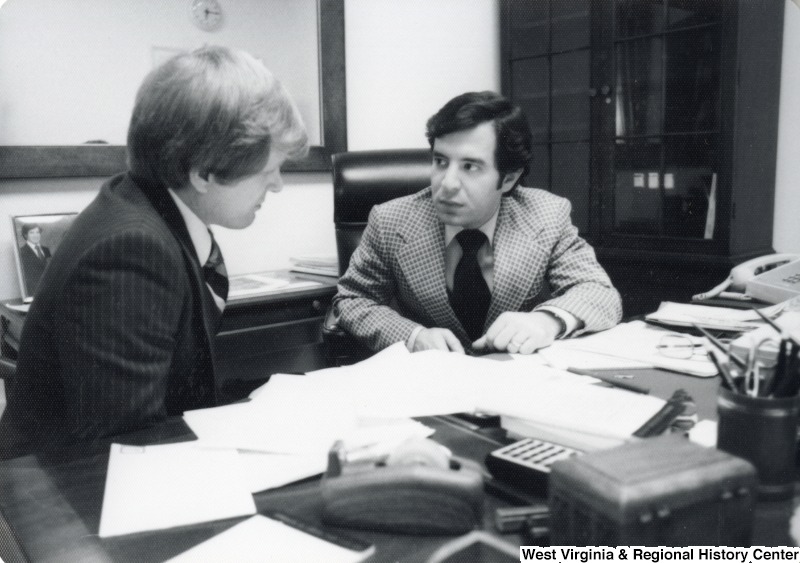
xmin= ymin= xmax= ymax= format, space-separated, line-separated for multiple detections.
xmin=190 ymin=0 xmax=223 ymax=32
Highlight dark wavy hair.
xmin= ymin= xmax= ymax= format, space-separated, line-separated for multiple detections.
xmin=127 ymin=45 xmax=308 ymax=191
xmin=21 ymin=223 xmax=42 ymax=240
xmin=425 ymin=91 xmax=532 ymax=192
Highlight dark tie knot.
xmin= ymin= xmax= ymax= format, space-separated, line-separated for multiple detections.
xmin=203 ymin=233 xmax=229 ymax=305
xmin=205 ymin=238 xmax=224 ymax=271
xmin=456 ymin=229 xmax=487 ymax=257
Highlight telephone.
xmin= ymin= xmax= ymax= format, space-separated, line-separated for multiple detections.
xmin=320 ymin=438 xmax=484 ymax=535
xmin=692 ymin=253 xmax=800 ymax=303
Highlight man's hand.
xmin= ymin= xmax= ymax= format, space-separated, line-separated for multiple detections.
xmin=411 ymin=328 xmax=466 ymax=353
xmin=472 ymin=311 xmax=562 ymax=354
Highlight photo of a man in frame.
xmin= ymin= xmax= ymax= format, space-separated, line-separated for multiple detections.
xmin=13 ymin=214 xmax=77 ymax=300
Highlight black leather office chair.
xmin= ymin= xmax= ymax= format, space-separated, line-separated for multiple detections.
xmin=322 ymin=148 xmax=432 ymax=366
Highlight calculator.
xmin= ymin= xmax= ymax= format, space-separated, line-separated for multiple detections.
xmin=485 ymin=438 xmax=583 ymax=496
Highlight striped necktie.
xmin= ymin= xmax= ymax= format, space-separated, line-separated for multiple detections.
xmin=203 ymin=232 xmax=228 ymax=309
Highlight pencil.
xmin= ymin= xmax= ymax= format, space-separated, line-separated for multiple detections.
xmin=707 ymin=348 xmax=739 ymax=392
xmin=691 ymin=324 xmax=747 ymax=369
xmin=752 ymin=308 xmax=800 ymax=345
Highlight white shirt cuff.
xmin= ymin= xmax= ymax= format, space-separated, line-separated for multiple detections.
xmin=536 ymin=306 xmax=580 ymax=339
xmin=406 ymin=325 xmax=425 ymax=351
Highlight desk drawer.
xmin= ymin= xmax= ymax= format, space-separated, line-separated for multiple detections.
xmin=220 ymin=295 xmax=331 ymax=333
xmin=216 ymin=316 xmax=324 ymax=360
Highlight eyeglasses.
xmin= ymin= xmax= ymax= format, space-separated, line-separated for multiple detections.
xmin=657 ymin=334 xmax=707 ymax=360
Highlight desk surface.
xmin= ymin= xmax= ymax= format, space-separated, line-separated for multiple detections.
xmin=1 ymin=347 xmax=798 ymax=559
xmin=0 ymin=416 xmax=523 ymax=563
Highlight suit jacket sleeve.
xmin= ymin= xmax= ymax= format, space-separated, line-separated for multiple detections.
xmin=57 ymin=230 xmax=187 ymax=440
xmin=535 ymin=199 xmax=622 ymax=333
xmin=333 ymin=206 xmax=421 ymax=351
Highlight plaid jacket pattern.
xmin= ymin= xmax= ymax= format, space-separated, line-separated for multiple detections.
xmin=334 ymin=187 xmax=622 ymax=351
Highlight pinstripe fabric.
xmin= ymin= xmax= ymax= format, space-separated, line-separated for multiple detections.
xmin=0 ymin=174 xmax=218 ymax=459
xmin=334 ymin=186 xmax=622 ymax=352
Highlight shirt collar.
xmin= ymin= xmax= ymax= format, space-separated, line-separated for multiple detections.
xmin=168 ymin=188 xmax=212 ymax=264
xmin=444 ymin=207 xmax=500 ymax=248
xmin=26 ymin=241 xmax=39 ymax=251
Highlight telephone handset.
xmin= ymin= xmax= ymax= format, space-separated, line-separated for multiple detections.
xmin=693 ymin=253 xmax=800 ymax=303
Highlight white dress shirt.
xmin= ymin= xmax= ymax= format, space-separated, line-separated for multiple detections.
xmin=168 ymin=189 xmax=226 ymax=311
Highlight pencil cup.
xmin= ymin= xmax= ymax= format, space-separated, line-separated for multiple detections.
xmin=717 ymin=386 xmax=800 ymax=501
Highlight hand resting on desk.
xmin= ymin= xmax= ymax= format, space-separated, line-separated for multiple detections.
xmin=473 ymin=311 xmax=562 ymax=355
xmin=412 ymin=328 xmax=466 ymax=353
xmin=411 ymin=312 xmax=562 ymax=354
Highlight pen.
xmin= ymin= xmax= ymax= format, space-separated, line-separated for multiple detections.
xmin=692 ymin=324 xmax=747 ymax=369
xmin=753 ymin=308 xmax=800 ymax=345
xmin=566 ymin=367 xmax=650 ymax=394
xmin=707 ymin=348 xmax=740 ymax=393
xmin=656 ymin=343 xmax=703 ymax=349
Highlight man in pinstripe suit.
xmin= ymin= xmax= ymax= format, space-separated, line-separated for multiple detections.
xmin=334 ymin=92 xmax=621 ymax=356
xmin=0 ymin=46 xmax=308 ymax=460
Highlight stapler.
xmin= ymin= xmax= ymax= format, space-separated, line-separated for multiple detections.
xmin=320 ymin=438 xmax=484 ymax=535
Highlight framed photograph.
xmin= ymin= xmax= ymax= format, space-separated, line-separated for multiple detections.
xmin=12 ymin=213 xmax=78 ymax=302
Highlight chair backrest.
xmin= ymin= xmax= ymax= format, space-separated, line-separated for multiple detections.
xmin=332 ymin=149 xmax=432 ymax=275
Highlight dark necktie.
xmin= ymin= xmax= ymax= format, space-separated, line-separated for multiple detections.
xmin=203 ymin=232 xmax=229 ymax=308
xmin=451 ymin=229 xmax=491 ymax=340
xmin=35 ymin=245 xmax=45 ymax=260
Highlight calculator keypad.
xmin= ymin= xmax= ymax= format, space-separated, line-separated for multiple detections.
xmin=491 ymin=438 xmax=583 ymax=473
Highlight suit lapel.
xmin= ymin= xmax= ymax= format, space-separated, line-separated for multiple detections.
xmin=396 ymin=200 xmax=467 ymax=338
xmin=486 ymin=195 xmax=549 ymax=328
xmin=135 ymin=176 xmax=219 ymax=359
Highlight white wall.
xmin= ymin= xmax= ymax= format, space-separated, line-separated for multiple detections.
xmin=345 ymin=0 xmax=500 ymax=149
xmin=0 ymin=0 xmax=795 ymax=300
xmin=0 ymin=0 xmax=320 ymax=145
xmin=0 ymin=0 xmax=500 ymax=300
xmin=773 ymin=0 xmax=800 ymax=253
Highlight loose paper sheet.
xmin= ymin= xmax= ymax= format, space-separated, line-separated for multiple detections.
xmin=164 ymin=515 xmax=373 ymax=563
xmin=99 ymin=442 xmax=256 ymax=537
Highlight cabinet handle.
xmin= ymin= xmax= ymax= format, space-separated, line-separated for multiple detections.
xmin=600 ymin=84 xmax=612 ymax=96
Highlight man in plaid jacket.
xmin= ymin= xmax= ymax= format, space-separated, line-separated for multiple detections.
xmin=334 ymin=92 xmax=621 ymax=355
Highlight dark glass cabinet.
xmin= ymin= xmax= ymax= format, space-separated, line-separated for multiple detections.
xmin=501 ymin=0 xmax=784 ymax=315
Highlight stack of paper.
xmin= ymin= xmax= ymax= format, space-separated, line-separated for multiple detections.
xmin=228 ymin=272 xmax=322 ymax=300
xmin=645 ymin=300 xmax=787 ymax=332
xmin=252 ymin=343 xmax=665 ymax=452
xmin=543 ymin=320 xmax=719 ymax=377
xmin=290 ymin=255 xmax=339 ymax=277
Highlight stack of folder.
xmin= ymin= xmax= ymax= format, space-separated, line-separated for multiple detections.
xmin=290 ymin=255 xmax=339 ymax=277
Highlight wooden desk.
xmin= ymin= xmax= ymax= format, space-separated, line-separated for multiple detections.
xmin=1 ymin=365 xmax=798 ymax=561
xmin=0 ymin=270 xmax=339 ymax=391
xmin=0 ymin=416 xmax=523 ymax=563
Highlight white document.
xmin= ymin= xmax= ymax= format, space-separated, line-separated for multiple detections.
xmin=184 ymin=376 xmax=357 ymax=453
xmin=547 ymin=321 xmax=718 ymax=377
xmin=164 ymin=514 xmax=374 ymax=563
xmin=500 ymin=416 xmax=631 ymax=452
xmin=236 ymin=419 xmax=434 ymax=493
xmin=688 ymin=419 xmax=718 ymax=448
xmin=228 ymin=274 xmax=291 ymax=299
xmin=238 ymin=451 xmax=327 ymax=494
xmin=645 ymin=301 xmax=786 ymax=331
xmin=99 ymin=442 xmax=256 ymax=538
xmin=534 ymin=348 xmax=649 ymax=370
xmin=477 ymin=376 xmax=666 ymax=445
